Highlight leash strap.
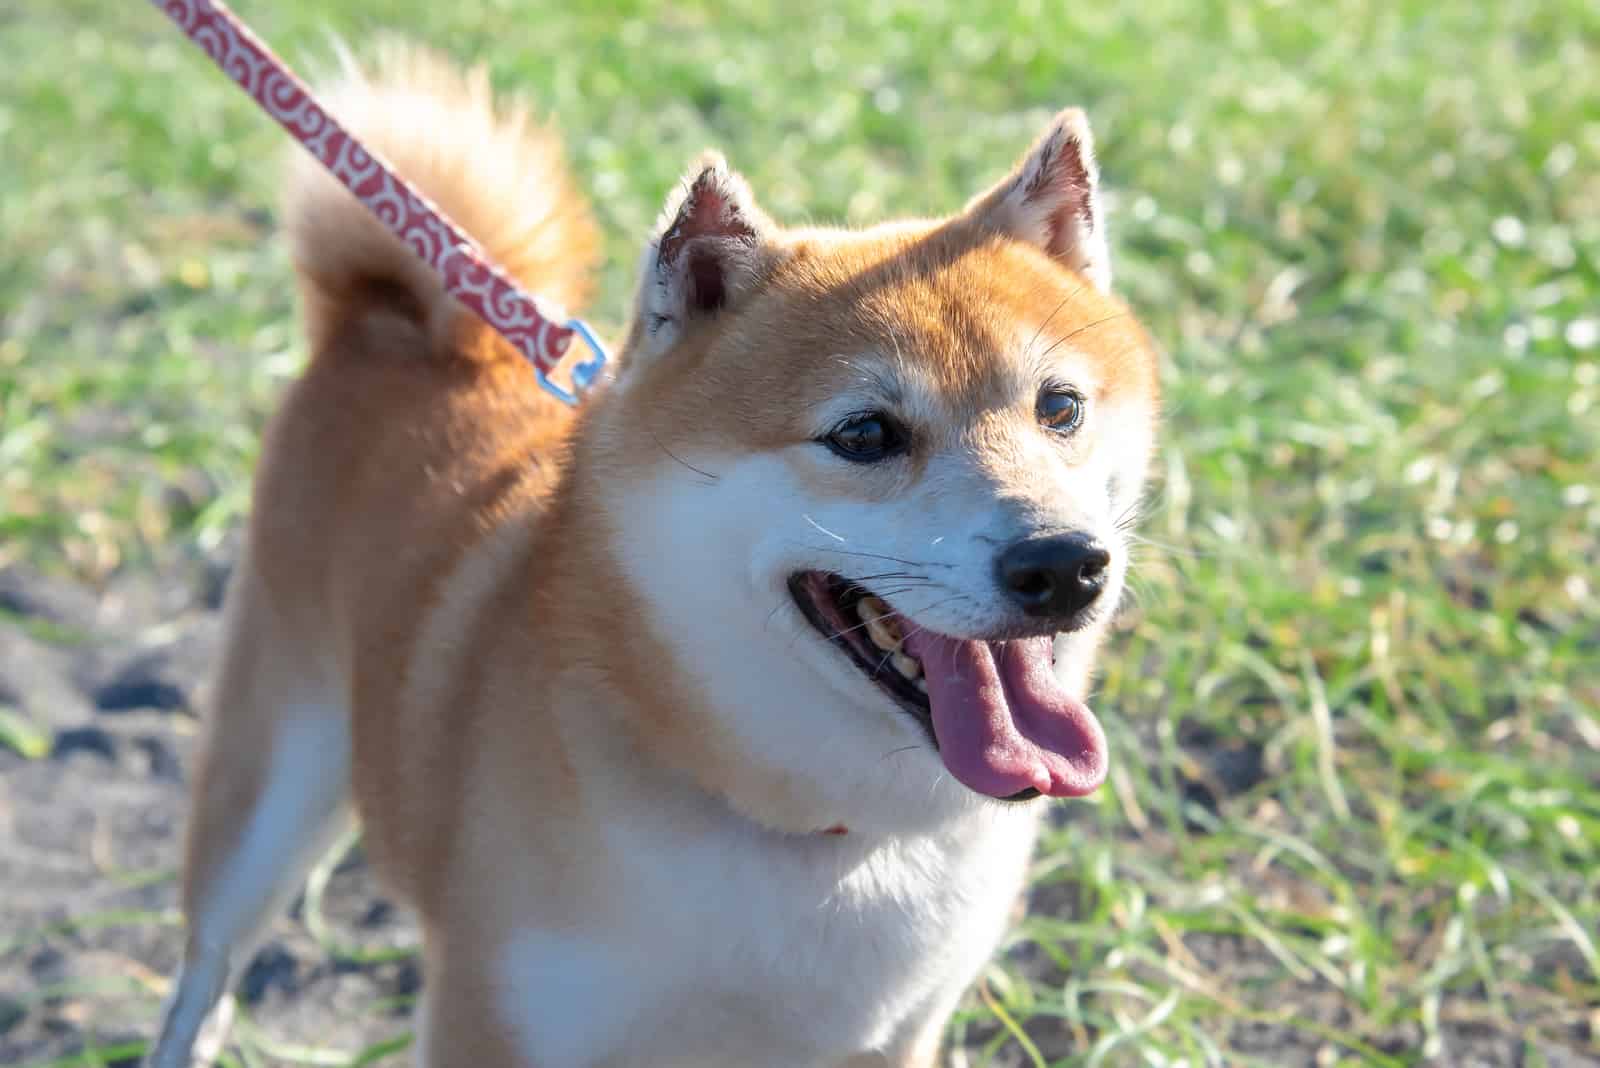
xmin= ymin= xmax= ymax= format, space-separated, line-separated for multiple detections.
xmin=147 ymin=0 xmax=607 ymax=405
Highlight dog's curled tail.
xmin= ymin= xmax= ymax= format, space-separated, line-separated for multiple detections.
xmin=284 ymin=41 xmax=600 ymax=363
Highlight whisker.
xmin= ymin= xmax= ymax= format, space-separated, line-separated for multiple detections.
xmin=866 ymin=581 xmax=943 ymax=595
xmin=824 ymin=607 xmax=914 ymax=647
xmin=783 ymin=588 xmax=977 ymax=659
xmin=804 ymin=514 xmax=847 ymax=542
xmin=1058 ymin=311 xmax=1130 ymax=343
xmin=850 ymin=570 xmax=934 ymax=584
xmin=1025 ymin=280 xmax=1088 ymax=357
xmin=807 ymin=545 xmax=958 ymax=570
xmin=816 ymin=595 xmax=954 ymax=648
xmin=1122 ymin=531 xmax=1205 ymax=559
xmin=1117 ymin=575 xmax=1148 ymax=610
xmin=1035 ymin=311 xmax=1130 ymax=361
xmin=651 ymin=432 xmax=719 ymax=484
xmin=889 ymin=329 xmax=908 ymax=375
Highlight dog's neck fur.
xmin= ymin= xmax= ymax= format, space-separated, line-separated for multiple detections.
xmin=521 ymin=423 xmax=883 ymax=841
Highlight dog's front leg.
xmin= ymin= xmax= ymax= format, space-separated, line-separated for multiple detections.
xmin=837 ymin=1039 xmax=941 ymax=1068
xmin=836 ymin=980 xmax=969 ymax=1068
xmin=835 ymin=1010 xmax=952 ymax=1068
xmin=414 ymin=950 xmax=539 ymax=1068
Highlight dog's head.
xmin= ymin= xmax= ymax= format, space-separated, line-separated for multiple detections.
xmin=587 ymin=111 xmax=1159 ymax=834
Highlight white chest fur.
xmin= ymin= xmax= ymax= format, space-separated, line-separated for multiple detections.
xmin=493 ymin=794 xmax=1042 ymax=1067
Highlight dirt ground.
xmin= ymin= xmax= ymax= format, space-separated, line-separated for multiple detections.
xmin=0 ymin=547 xmax=420 ymax=1065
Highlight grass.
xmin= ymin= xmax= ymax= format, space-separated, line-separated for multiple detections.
xmin=2 ymin=0 xmax=1597 ymax=1064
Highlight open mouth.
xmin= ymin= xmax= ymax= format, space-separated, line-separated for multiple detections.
xmin=788 ymin=571 xmax=1109 ymax=802
xmin=787 ymin=571 xmax=933 ymax=727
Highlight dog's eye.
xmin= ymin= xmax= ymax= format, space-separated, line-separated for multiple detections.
xmin=1037 ymin=387 xmax=1085 ymax=433
xmin=822 ymin=412 xmax=906 ymax=463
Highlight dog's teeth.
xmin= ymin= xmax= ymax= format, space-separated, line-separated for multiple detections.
xmin=913 ymin=677 xmax=928 ymax=693
xmin=892 ymin=652 xmax=921 ymax=679
xmin=864 ymin=617 xmax=898 ymax=652
xmin=856 ymin=595 xmax=904 ymax=652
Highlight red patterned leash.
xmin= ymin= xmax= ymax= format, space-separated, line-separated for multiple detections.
xmin=147 ymin=0 xmax=607 ymax=405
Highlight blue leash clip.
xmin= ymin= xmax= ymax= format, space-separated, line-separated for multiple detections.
xmin=535 ymin=318 xmax=610 ymax=406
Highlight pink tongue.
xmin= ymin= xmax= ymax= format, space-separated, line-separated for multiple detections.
xmin=904 ymin=632 xmax=1107 ymax=799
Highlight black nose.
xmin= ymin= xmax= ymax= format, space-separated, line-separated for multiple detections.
xmin=997 ymin=533 xmax=1111 ymax=621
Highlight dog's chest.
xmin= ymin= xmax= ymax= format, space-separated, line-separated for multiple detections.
xmin=494 ymin=807 xmax=1039 ymax=1066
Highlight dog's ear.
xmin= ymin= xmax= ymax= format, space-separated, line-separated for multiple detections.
xmin=964 ymin=109 xmax=1111 ymax=291
xmin=632 ymin=153 xmax=774 ymax=356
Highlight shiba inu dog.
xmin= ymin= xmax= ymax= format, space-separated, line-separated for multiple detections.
xmin=151 ymin=43 xmax=1159 ymax=1068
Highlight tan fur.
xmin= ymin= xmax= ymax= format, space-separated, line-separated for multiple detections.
xmin=285 ymin=42 xmax=598 ymax=363
xmin=155 ymin=43 xmax=1159 ymax=1068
